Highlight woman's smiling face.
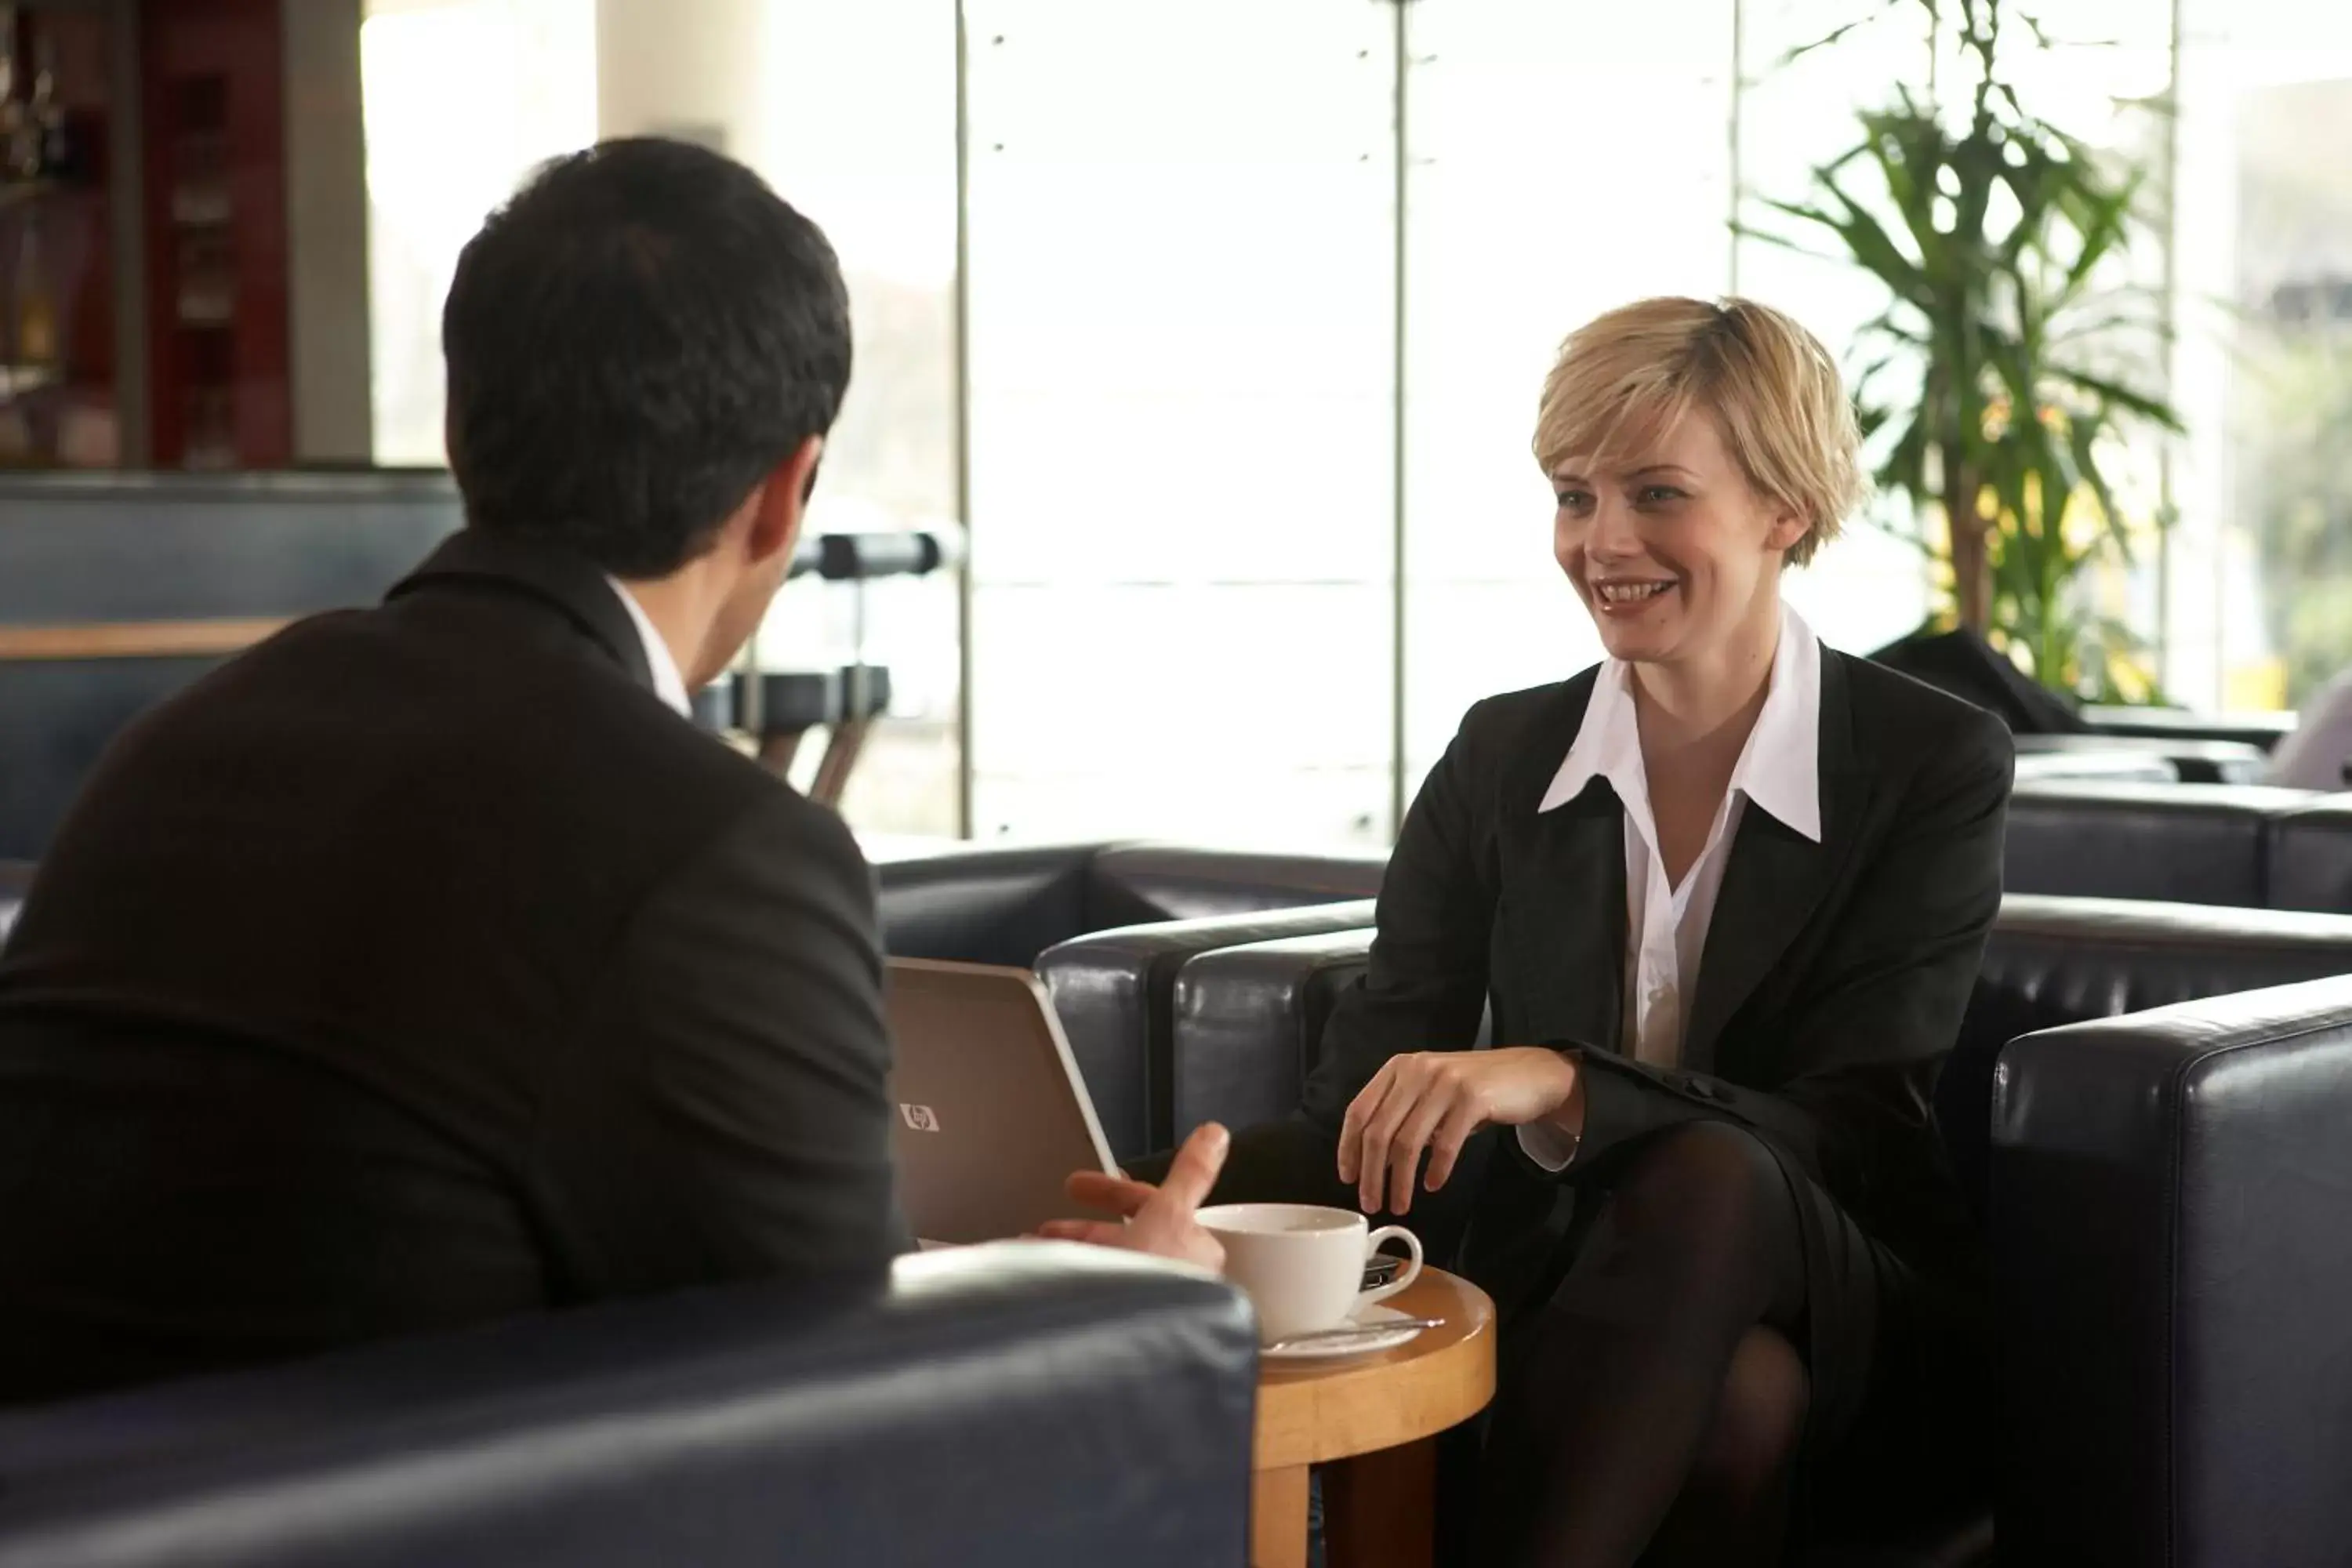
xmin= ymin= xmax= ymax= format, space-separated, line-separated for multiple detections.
xmin=1552 ymin=409 xmax=1808 ymax=670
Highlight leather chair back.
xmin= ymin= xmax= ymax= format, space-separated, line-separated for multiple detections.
xmin=2009 ymin=734 xmax=2270 ymax=784
xmin=2266 ymin=796 xmax=2352 ymax=913
xmin=2002 ymin=782 xmax=2313 ymax=906
xmin=1939 ymin=896 xmax=2352 ymax=1214
xmin=873 ymin=842 xmax=1384 ymax=967
xmin=1083 ymin=845 xmax=1385 ymax=930
xmin=874 ymin=842 xmax=1109 ymax=967
xmin=0 ymin=1244 xmax=1257 ymax=1568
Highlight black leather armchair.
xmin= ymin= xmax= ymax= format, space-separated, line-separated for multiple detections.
xmin=0 ymin=1243 xmax=1258 ymax=1568
xmin=869 ymin=840 xmax=1386 ymax=1160
xmin=1995 ymin=976 xmax=2352 ymax=1568
xmin=1038 ymin=900 xmax=1378 ymax=1160
xmin=869 ymin=840 xmax=1385 ymax=966
xmin=1151 ymin=895 xmax=2352 ymax=1565
xmin=2002 ymin=782 xmax=2317 ymax=906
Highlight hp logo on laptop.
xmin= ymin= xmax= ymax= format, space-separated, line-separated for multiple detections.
xmin=899 ymin=1103 xmax=941 ymax=1132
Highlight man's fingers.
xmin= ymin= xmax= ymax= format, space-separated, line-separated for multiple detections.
xmin=1422 ymin=1099 xmax=1486 ymax=1192
xmin=1035 ymin=1219 xmax=1120 ymax=1244
xmin=1152 ymin=1121 xmax=1231 ymax=1216
xmin=1065 ymin=1170 xmax=1156 ymax=1216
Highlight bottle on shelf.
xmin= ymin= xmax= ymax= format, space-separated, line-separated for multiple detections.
xmin=28 ymin=27 xmax=65 ymax=181
xmin=0 ymin=4 xmax=27 ymax=183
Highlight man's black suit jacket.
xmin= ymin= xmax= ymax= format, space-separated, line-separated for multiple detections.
xmin=0 ymin=530 xmax=909 ymax=1406
xmin=1182 ymin=648 xmax=2015 ymax=1345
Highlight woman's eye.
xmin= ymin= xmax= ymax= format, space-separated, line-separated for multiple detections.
xmin=1555 ymin=490 xmax=1593 ymax=514
xmin=1636 ymin=485 xmax=1684 ymax=506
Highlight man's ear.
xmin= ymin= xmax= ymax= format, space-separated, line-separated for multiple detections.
xmin=745 ymin=434 xmax=826 ymax=567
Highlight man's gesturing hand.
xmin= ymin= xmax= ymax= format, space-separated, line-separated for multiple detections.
xmin=1036 ymin=1120 xmax=1230 ymax=1273
xmin=1338 ymin=1047 xmax=1580 ymax=1214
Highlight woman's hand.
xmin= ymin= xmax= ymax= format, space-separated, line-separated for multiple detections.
xmin=1338 ymin=1047 xmax=1580 ymax=1214
xmin=1036 ymin=1121 xmax=1230 ymax=1273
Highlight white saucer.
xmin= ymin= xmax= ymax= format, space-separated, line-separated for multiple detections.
xmin=1262 ymin=1303 xmax=1427 ymax=1363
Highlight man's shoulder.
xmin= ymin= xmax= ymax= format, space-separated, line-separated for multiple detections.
xmin=114 ymin=593 xmax=836 ymax=903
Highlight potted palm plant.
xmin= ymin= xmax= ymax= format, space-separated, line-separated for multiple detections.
xmin=1747 ymin=0 xmax=2184 ymax=700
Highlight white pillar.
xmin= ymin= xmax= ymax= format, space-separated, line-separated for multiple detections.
xmin=594 ymin=0 xmax=770 ymax=162
xmin=284 ymin=0 xmax=374 ymax=463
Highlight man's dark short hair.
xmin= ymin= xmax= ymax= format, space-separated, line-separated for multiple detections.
xmin=441 ymin=137 xmax=852 ymax=579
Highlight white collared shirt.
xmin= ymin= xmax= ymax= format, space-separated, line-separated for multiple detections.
xmin=604 ymin=575 xmax=692 ymax=718
xmin=1519 ymin=604 xmax=1823 ymax=1170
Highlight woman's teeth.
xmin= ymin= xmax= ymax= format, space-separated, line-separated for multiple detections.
xmin=1597 ymin=582 xmax=1672 ymax=604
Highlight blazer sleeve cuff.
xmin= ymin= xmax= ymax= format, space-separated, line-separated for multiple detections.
xmin=1515 ymin=1118 xmax=1581 ymax=1173
xmin=1570 ymin=1049 xmax=1682 ymax=1166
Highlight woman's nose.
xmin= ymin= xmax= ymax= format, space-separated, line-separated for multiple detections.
xmin=1585 ymin=497 xmax=1641 ymax=560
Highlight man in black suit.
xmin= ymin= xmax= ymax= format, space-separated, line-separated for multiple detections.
xmin=0 ymin=140 xmax=957 ymax=1406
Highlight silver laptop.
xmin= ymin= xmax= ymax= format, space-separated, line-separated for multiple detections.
xmin=884 ymin=958 xmax=1121 ymax=1245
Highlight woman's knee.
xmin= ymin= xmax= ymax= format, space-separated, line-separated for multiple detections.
xmin=1693 ymin=1327 xmax=1810 ymax=1499
xmin=1607 ymin=1121 xmax=1789 ymax=1269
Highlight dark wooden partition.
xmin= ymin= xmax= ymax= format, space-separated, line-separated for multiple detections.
xmin=0 ymin=468 xmax=459 ymax=858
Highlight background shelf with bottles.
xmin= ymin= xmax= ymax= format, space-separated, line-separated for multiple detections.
xmin=0 ymin=1 xmax=118 ymax=469
xmin=0 ymin=0 xmax=291 ymax=473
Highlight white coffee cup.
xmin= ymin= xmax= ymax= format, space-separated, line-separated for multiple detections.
xmin=1197 ymin=1203 xmax=1425 ymax=1345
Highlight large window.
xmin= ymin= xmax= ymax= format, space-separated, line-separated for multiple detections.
xmin=361 ymin=0 xmax=961 ymax=837
xmin=2175 ymin=0 xmax=2352 ymax=710
xmin=361 ymin=0 xmax=594 ymax=467
xmin=742 ymin=2 xmax=961 ymax=837
xmin=358 ymin=1 xmax=2320 ymax=849
xmin=1402 ymin=1 xmax=1733 ymax=793
xmin=963 ymin=0 xmax=1396 ymax=848
xmin=1735 ymin=0 xmax=1936 ymax=660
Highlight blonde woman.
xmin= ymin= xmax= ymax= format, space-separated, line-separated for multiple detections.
xmin=1127 ymin=297 xmax=2012 ymax=1563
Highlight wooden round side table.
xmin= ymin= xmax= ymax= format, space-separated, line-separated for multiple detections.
xmin=1250 ymin=1267 xmax=1497 ymax=1568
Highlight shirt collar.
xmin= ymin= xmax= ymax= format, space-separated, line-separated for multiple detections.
xmin=1537 ymin=604 xmax=1822 ymax=844
xmin=604 ymin=575 xmax=692 ymax=718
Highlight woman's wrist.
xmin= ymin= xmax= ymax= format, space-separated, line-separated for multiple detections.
xmin=1546 ymin=1050 xmax=1588 ymax=1142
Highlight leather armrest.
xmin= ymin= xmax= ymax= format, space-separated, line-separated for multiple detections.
xmin=1038 ymin=901 xmax=1377 ymax=1160
xmin=1992 ymin=978 xmax=2352 ymax=1567
xmin=872 ymin=842 xmax=1118 ymax=965
xmin=0 ymin=1243 xmax=1258 ymax=1568
xmin=1169 ymin=925 xmax=1378 ymax=1142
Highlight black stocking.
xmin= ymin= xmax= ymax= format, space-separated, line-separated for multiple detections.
xmin=1475 ymin=1122 xmax=1811 ymax=1568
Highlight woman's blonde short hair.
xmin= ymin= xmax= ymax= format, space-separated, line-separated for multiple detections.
xmin=1531 ymin=296 xmax=1863 ymax=566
